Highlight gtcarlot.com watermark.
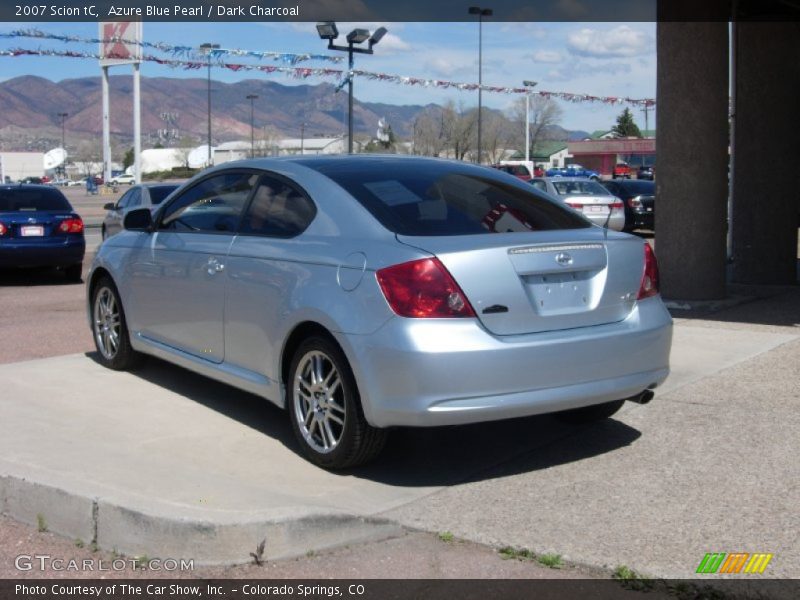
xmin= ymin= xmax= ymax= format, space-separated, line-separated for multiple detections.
xmin=15 ymin=554 xmax=194 ymax=572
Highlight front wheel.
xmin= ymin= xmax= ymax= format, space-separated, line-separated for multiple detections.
xmin=556 ymin=399 xmax=625 ymax=424
xmin=288 ymin=336 xmax=387 ymax=469
xmin=91 ymin=277 xmax=143 ymax=370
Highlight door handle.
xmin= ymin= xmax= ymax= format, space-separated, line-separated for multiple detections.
xmin=206 ymin=257 xmax=225 ymax=275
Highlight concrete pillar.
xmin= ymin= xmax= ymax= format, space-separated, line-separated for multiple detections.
xmin=656 ymin=22 xmax=729 ymax=300
xmin=731 ymin=23 xmax=800 ymax=285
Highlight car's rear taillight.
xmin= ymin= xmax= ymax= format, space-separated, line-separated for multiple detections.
xmin=566 ymin=202 xmax=583 ymax=209
xmin=610 ymin=201 xmax=624 ymax=210
xmin=0 ymin=222 xmax=6 ymax=236
xmin=57 ymin=217 xmax=84 ymax=234
xmin=627 ymin=196 xmax=642 ymax=208
xmin=376 ymin=258 xmax=476 ymax=318
xmin=638 ymin=243 xmax=660 ymax=300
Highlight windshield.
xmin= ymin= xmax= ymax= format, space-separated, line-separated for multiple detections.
xmin=0 ymin=188 xmax=72 ymax=211
xmin=552 ymin=180 xmax=610 ymax=196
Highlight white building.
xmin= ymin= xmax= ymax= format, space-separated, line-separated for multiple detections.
xmin=0 ymin=152 xmax=45 ymax=182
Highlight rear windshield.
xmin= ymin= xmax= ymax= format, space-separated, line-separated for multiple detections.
xmin=313 ymin=162 xmax=590 ymax=236
xmin=551 ymin=180 xmax=610 ymax=196
xmin=0 ymin=187 xmax=72 ymax=211
xmin=617 ymin=181 xmax=655 ymax=195
xmin=148 ymin=185 xmax=178 ymax=205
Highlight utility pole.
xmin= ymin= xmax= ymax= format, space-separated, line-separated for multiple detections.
xmin=300 ymin=122 xmax=305 ymax=155
xmin=246 ymin=94 xmax=258 ymax=158
xmin=640 ymin=104 xmax=653 ymax=136
xmin=200 ymin=43 xmax=219 ymax=166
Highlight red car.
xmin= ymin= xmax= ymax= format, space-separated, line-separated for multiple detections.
xmin=613 ymin=162 xmax=632 ymax=179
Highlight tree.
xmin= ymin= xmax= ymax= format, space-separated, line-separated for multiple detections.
xmin=122 ymin=148 xmax=134 ymax=170
xmin=508 ymin=95 xmax=564 ymax=157
xmin=612 ymin=108 xmax=642 ymax=138
xmin=412 ymin=108 xmax=449 ymax=157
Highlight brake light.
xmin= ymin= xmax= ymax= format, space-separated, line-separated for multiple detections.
xmin=627 ymin=196 xmax=642 ymax=208
xmin=57 ymin=217 xmax=84 ymax=234
xmin=638 ymin=243 xmax=660 ymax=300
xmin=0 ymin=222 xmax=6 ymax=236
xmin=610 ymin=201 xmax=624 ymax=210
xmin=376 ymin=258 xmax=476 ymax=318
xmin=566 ymin=202 xmax=583 ymax=209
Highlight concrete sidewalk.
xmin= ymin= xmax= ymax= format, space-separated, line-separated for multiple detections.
xmin=1 ymin=288 xmax=798 ymax=576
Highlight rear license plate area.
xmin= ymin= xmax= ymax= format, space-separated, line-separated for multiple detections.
xmin=20 ymin=226 xmax=44 ymax=237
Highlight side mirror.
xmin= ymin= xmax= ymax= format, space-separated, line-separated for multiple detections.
xmin=123 ymin=208 xmax=153 ymax=232
xmin=103 ymin=202 xmax=115 ymax=211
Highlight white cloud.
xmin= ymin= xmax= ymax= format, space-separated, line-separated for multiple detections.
xmin=374 ymin=33 xmax=410 ymax=54
xmin=567 ymin=25 xmax=653 ymax=58
xmin=546 ymin=60 xmax=632 ymax=82
xmin=530 ymin=50 xmax=563 ymax=64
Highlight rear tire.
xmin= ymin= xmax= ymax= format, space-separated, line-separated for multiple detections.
xmin=556 ymin=399 xmax=625 ymax=424
xmin=64 ymin=264 xmax=82 ymax=282
xmin=91 ymin=276 xmax=143 ymax=371
xmin=288 ymin=336 xmax=387 ymax=469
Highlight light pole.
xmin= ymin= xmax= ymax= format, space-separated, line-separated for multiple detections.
xmin=317 ymin=22 xmax=387 ymax=154
xmin=246 ymin=94 xmax=258 ymax=158
xmin=522 ymin=80 xmax=537 ymax=164
xmin=200 ymin=43 xmax=220 ymax=166
xmin=300 ymin=122 xmax=305 ymax=155
xmin=469 ymin=6 xmax=492 ymax=164
xmin=57 ymin=112 xmax=68 ymax=177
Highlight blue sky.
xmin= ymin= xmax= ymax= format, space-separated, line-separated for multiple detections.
xmin=0 ymin=21 xmax=656 ymax=132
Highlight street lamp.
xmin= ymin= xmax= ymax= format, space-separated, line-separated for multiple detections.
xmin=300 ymin=122 xmax=306 ymax=155
xmin=200 ymin=42 xmax=220 ymax=166
xmin=522 ymin=80 xmax=537 ymax=164
xmin=246 ymin=94 xmax=258 ymax=158
xmin=316 ymin=21 xmax=387 ymax=154
xmin=468 ymin=6 xmax=492 ymax=164
xmin=57 ymin=112 xmax=68 ymax=177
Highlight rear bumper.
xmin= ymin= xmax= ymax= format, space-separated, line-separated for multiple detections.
xmin=0 ymin=238 xmax=85 ymax=268
xmin=630 ymin=211 xmax=655 ymax=229
xmin=338 ymin=297 xmax=673 ymax=428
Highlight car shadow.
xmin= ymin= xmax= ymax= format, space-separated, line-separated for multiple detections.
xmin=85 ymin=351 xmax=643 ymax=487
xmin=0 ymin=267 xmax=82 ymax=287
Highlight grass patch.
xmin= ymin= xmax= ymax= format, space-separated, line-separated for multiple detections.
xmin=537 ymin=553 xmax=563 ymax=569
xmin=437 ymin=531 xmax=455 ymax=543
xmin=74 ymin=539 xmax=84 ymax=549
xmin=612 ymin=564 xmax=654 ymax=592
xmin=132 ymin=555 xmax=150 ymax=569
xmin=498 ymin=546 xmax=535 ymax=561
xmin=36 ymin=514 xmax=47 ymax=533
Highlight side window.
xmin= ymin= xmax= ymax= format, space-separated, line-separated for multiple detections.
xmin=239 ymin=175 xmax=316 ymax=238
xmin=116 ymin=189 xmax=133 ymax=209
xmin=127 ymin=188 xmax=142 ymax=208
xmin=160 ymin=172 xmax=258 ymax=233
xmin=531 ymin=180 xmax=547 ymax=193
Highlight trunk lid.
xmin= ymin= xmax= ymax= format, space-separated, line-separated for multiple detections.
xmin=397 ymin=229 xmax=644 ymax=335
xmin=0 ymin=210 xmax=74 ymax=242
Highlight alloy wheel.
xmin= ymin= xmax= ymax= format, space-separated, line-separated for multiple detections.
xmin=93 ymin=287 xmax=120 ymax=360
xmin=293 ymin=350 xmax=346 ymax=454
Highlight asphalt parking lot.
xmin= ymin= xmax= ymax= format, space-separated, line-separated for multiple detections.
xmin=1 ymin=192 xmax=799 ymax=580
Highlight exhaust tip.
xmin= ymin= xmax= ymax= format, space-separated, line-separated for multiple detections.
xmin=629 ymin=390 xmax=655 ymax=405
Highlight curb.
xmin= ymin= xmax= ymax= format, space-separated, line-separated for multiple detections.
xmin=0 ymin=474 xmax=405 ymax=565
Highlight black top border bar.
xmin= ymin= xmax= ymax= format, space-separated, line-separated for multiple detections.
xmin=2 ymin=0 xmax=800 ymax=22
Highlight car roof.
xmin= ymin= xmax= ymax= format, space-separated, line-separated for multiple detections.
xmin=536 ymin=177 xmax=597 ymax=183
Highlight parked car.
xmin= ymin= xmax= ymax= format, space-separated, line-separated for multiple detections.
xmin=110 ymin=173 xmax=135 ymax=186
xmin=0 ymin=184 xmax=85 ymax=280
xmin=613 ymin=162 xmax=632 ymax=179
xmin=637 ymin=165 xmax=655 ymax=180
xmin=530 ymin=177 xmax=625 ymax=231
xmin=493 ymin=161 xmax=545 ymax=180
xmin=20 ymin=176 xmax=43 ymax=184
xmin=602 ymin=179 xmax=655 ymax=232
xmin=87 ymin=156 xmax=671 ymax=469
xmin=546 ymin=164 xmax=600 ymax=180
xmin=102 ymin=183 xmax=179 ymax=240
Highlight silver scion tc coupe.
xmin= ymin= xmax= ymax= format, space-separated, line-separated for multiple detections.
xmin=87 ymin=156 xmax=672 ymax=469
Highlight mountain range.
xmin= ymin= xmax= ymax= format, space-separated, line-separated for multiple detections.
xmin=0 ymin=75 xmax=589 ymax=152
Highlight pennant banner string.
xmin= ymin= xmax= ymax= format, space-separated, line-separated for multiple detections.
xmin=0 ymin=28 xmax=343 ymax=65
xmin=0 ymin=46 xmax=656 ymax=107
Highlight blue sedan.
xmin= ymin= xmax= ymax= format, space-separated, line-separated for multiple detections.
xmin=87 ymin=156 xmax=671 ymax=469
xmin=0 ymin=185 xmax=85 ymax=281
